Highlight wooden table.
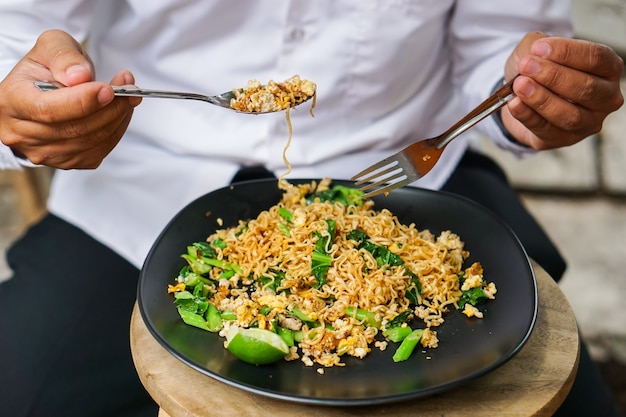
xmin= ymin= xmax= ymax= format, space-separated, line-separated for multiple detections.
xmin=130 ymin=261 xmax=579 ymax=417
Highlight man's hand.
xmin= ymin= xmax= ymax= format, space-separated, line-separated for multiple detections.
xmin=0 ymin=29 xmax=141 ymax=169
xmin=502 ymin=31 xmax=624 ymax=150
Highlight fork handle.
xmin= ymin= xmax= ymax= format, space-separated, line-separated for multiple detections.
xmin=435 ymin=75 xmax=518 ymax=149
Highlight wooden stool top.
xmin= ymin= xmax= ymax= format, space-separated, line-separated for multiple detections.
xmin=131 ymin=261 xmax=579 ymax=417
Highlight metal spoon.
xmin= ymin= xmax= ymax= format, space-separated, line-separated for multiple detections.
xmin=33 ymin=80 xmax=313 ymax=114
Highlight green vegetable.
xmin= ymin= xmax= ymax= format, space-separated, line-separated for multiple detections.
xmin=259 ymin=269 xmax=286 ymax=293
xmin=259 ymin=305 xmax=273 ymax=316
xmin=384 ymin=310 xmax=417 ymax=343
xmin=311 ymin=219 xmax=336 ymax=288
xmin=289 ymin=306 xmax=318 ymax=326
xmin=205 ymin=303 xmax=222 ymax=332
xmin=347 ymin=229 xmax=401 ymax=266
xmin=174 ymin=290 xmax=208 ymax=315
xmin=220 ymin=310 xmax=237 ymax=321
xmin=278 ymin=207 xmax=293 ymax=222
xmin=278 ymin=223 xmax=290 ymax=236
xmin=348 ymin=229 xmax=422 ymax=301
xmin=404 ymin=269 xmax=421 ymax=305
xmin=218 ymin=269 xmax=236 ymax=279
xmin=293 ymin=330 xmax=304 ymax=343
xmin=212 ymin=238 xmax=227 ymax=249
xmin=306 ymin=185 xmax=364 ymax=206
xmin=181 ymin=252 xmax=214 ymax=275
xmin=235 ymin=223 xmax=248 ymax=237
xmin=277 ymin=326 xmax=295 ymax=347
xmin=457 ymin=273 xmax=488 ymax=308
xmin=176 ymin=308 xmax=213 ymax=331
xmin=191 ymin=241 xmax=217 ymax=258
xmin=386 ymin=310 xmax=412 ymax=328
xmin=345 ymin=306 xmax=380 ymax=328
xmin=177 ymin=265 xmax=216 ymax=290
xmin=311 ymin=251 xmax=332 ymax=285
xmin=346 ymin=229 xmax=367 ymax=244
xmin=383 ymin=326 xmax=413 ymax=343
xmin=458 ymin=287 xmax=487 ymax=308
xmin=360 ymin=240 xmax=403 ymax=267
xmin=277 ymin=207 xmax=293 ymax=236
xmin=181 ymin=242 xmax=243 ymax=277
xmin=392 ymin=329 xmax=424 ymax=362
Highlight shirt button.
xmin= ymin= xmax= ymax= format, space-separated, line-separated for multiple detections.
xmin=289 ymin=28 xmax=305 ymax=41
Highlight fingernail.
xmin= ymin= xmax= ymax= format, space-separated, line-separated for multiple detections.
xmin=97 ymin=87 xmax=114 ymax=104
xmin=533 ymin=40 xmax=551 ymax=58
xmin=517 ymin=81 xmax=535 ymax=97
xmin=523 ymin=58 xmax=541 ymax=76
xmin=65 ymin=64 xmax=90 ymax=79
xmin=123 ymin=73 xmax=134 ymax=85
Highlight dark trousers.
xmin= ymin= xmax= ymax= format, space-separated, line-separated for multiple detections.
xmin=0 ymin=151 xmax=618 ymax=416
xmin=0 ymin=215 xmax=158 ymax=417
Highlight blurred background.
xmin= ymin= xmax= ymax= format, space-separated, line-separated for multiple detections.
xmin=476 ymin=0 xmax=626 ymax=412
xmin=1 ymin=0 xmax=625 ymax=413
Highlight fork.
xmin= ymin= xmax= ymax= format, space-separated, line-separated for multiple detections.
xmin=351 ymin=75 xmax=518 ymax=197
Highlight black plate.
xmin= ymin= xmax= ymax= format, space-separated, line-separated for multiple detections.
xmin=138 ymin=179 xmax=537 ymax=406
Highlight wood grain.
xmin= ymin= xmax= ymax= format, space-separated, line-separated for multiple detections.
xmin=131 ymin=261 xmax=579 ymax=417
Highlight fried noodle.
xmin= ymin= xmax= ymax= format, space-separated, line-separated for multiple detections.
xmin=179 ymin=179 xmax=495 ymax=367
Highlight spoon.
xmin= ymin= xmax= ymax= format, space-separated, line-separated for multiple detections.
xmin=33 ymin=80 xmax=313 ymax=114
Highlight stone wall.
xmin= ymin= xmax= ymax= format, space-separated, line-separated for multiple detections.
xmin=572 ymin=0 xmax=626 ymax=57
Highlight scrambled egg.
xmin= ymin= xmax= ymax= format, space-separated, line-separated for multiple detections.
xmin=462 ymin=304 xmax=484 ymax=319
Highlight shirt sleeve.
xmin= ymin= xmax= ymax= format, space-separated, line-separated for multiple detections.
xmin=0 ymin=0 xmax=99 ymax=169
xmin=0 ymin=0 xmax=98 ymax=77
xmin=449 ymin=0 xmax=574 ymax=156
xmin=0 ymin=142 xmax=26 ymax=169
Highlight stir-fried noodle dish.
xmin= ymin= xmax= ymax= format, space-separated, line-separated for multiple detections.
xmin=168 ymin=179 xmax=496 ymax=370
xmin=229 ymin=75 xmax=316 ymax=113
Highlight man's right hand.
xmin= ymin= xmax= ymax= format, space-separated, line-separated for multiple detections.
xmin=0 ymin=29 xmax=141 ymax=169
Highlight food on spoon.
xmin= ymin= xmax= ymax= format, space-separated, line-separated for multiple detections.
xmin=230 ymin=75 xmax=316 ymax=113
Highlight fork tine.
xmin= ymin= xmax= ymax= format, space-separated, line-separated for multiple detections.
xmin=358 ymin=170 xmax=408 ymax=192
xmin=362 ymin=178 xmax=412 ymax=198
xmin=351 ymin=155 xmax=400 ymax=183
xmin=353 ymin=163 xmax=402 ymax=186
xmin=351 ymin=151 xmax=418 ymax=197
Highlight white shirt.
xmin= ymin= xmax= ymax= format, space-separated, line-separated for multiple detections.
xmin=0 ymin=0 xmax=573 ymax=267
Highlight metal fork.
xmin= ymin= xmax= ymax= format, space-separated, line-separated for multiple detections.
xmin=352 ymin=76 xmax=518 ymax=197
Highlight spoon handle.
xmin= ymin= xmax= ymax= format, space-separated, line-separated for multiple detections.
xmin=33 ymin=81 xmax=224 ymax=105
xmin=109 ymin=86 xmax=215 ymax=103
